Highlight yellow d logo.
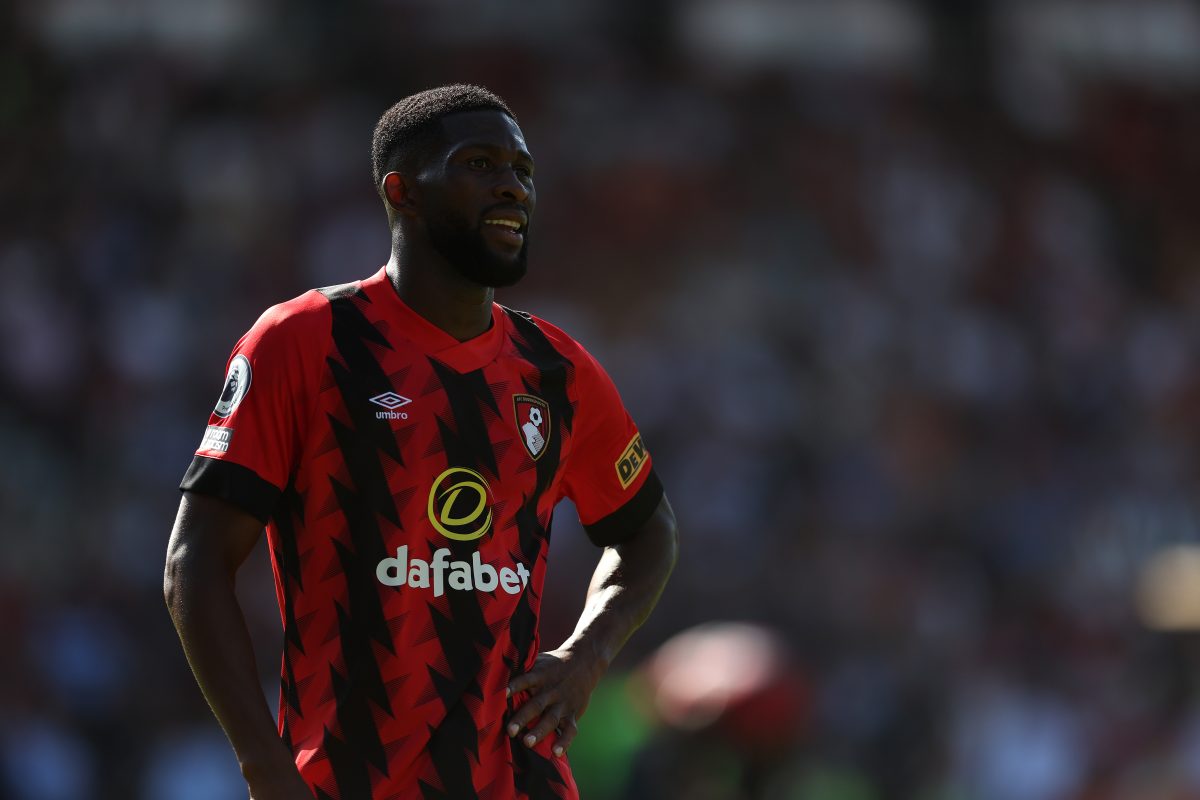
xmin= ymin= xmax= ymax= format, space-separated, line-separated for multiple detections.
xmin=427 ymin=467 xmax=493 ymax=541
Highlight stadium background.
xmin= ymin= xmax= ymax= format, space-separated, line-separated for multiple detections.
xmin=5 ymin=1 xmax=1200 ymax=798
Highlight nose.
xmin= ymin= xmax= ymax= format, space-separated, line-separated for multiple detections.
xmin=494 ymin=167 xmax=530 ymax=203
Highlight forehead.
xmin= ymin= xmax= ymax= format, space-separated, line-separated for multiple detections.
xmin=437 ymin=109 xmax=530 ymax=156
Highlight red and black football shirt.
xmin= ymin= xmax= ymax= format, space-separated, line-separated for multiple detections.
xmin=180 ymin=267 xmax=663 ymax=800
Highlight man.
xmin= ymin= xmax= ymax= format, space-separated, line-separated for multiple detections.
xmin=164 ymin=84 xmax=678 ymax=800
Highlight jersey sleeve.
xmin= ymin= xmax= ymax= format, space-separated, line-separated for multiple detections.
xmin=561 ymin=347 xmax=664 ymax=547
xmin=179 ymin=294 xmax=328 ymax=523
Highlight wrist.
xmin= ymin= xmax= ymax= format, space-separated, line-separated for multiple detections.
xmin=563 ymin=632 xmax=613 ymax=676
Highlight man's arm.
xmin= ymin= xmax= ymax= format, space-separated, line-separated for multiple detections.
xmin=505 ymin=494 xmax=679 ymax=756
xmin=164 ymin=492 xmax=314 ymax=800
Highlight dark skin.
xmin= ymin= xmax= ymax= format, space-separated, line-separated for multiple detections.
xmin=164 ymin=109 xmax=679 ymax=799
xmin=165 ymin=495 xmax=310 ymax=800
xmin=383 ymin=110 xmax=537 ymax=341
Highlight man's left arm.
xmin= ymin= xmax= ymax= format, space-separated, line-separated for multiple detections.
xmin=506 ymin=494 xmax=678 ymax=756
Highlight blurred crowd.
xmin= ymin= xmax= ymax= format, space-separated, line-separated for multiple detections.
xmin=5 ymin=0 xmax=1200 ymax=798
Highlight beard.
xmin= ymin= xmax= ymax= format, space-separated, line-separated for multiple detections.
xmin=426 ymin=211 xmax=529 ymax=288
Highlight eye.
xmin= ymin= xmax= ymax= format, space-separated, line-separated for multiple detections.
xmin=514 ymin=164 xmax=533 ymax=179
xmin=467 ymin=157 xmax=491 ymax=170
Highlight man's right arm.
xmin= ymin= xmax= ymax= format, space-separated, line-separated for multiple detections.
xmin=164 ymin=491 xmax=314 ymax=800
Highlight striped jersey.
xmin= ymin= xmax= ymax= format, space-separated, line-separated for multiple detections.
xmin=180 ymin=266 xmax=662 ymax=799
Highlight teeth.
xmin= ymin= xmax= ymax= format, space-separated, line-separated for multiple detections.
xmin=485 ymin=219 xmax=522 ymax=230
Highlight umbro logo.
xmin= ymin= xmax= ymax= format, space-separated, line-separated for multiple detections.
xmin=370 ymin=392 xmax=411 ymax=410
xmin=370 ymin=392 xmax=411 ymax=420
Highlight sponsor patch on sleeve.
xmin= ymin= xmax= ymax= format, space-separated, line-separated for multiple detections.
xmin=199 ymin=425 xmax=234 ymax=453
xmin=615 ymin=433 xmax=648 ymax=490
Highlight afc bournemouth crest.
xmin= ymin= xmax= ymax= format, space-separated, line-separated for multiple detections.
xmin=513 ymin=394 xmax=550 ymax=460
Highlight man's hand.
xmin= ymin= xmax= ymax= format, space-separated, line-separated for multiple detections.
xmin=505 ymin=495 xmax=678 ymax=758
xmin=506 ymin=646 xmax=605 ymax=757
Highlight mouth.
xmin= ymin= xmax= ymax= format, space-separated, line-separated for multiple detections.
xmin=482 ymin=216 xmax=526 ymax=249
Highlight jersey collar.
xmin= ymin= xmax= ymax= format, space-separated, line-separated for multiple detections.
xmin=362 ymin=266 xmax=508 ymax=373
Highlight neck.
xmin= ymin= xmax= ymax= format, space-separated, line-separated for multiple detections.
xmin=386 ymin=230 xmax=495 ymax=342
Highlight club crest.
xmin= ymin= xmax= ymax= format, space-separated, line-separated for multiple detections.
xmin=513 ymin=394 xmax=550 ymax=460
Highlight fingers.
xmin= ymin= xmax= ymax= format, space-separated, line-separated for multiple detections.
xmin=507 ymin=668 xmax=541 ymax=698
xmin=507 ymin=690 xmax=550 ymax=738
xmin=505 ymin=651 xmax=587 ymax=754
xmin=552 ymin=715 xmax=578 ymax=757
xmin=506 ymin=689 xmax=577 ymax=752
xmin=521 ymin=702 xmax=568 ymax=749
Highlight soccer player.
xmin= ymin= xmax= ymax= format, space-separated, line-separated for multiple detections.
xmin=163 ymin=85 xmax=678 ymax=800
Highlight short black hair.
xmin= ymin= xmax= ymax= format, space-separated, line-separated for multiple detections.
xmin=371 ymin=84 xmax=516 ymax=191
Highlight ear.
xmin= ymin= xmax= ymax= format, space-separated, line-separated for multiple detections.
xmin=382 ymin=172 xmax=415 ymax=214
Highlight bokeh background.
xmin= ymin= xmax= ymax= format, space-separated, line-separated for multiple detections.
xmin=5 ymin=1 xmax=1200 ymax=798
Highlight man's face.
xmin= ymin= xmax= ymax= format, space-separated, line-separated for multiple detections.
xmin=416 ymin=110 xmax=536 ymax=288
